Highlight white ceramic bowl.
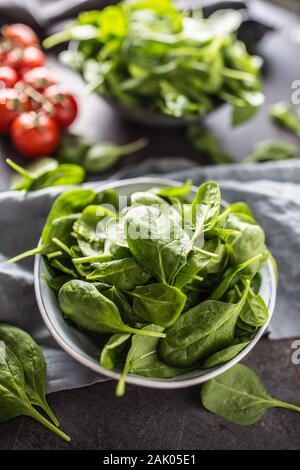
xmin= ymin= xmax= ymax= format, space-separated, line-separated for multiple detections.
xmin=34 ymin=177 xmax=277 ymax=389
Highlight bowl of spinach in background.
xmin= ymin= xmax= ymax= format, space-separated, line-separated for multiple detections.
xmin=33 ymin=177 xmax=277 ymax=392
xmin=44 ymin=1 xmax=265 ymax=128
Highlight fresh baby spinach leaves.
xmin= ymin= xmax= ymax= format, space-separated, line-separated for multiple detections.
xmin=270 ymin=102 xmax=300 ymax=138
xmin=45 ymin=1 xmax=263 ymax=124
xmin=83 ymin=138 xmax=148 ymax=173
xmin=125 ymin=204 xmax=191 ymax=284
xmin=116 ymin=325 xmax=185 ymax=397
xmin=0 ymin=326 xmax=70 ymax=441
xmin=100 ymin=333 xmax=131 ymax=370
xmin=201 ymin=364 xmax=300 ymax=425
xmin=58 ymin=280 xmax=165 ymax=338
xmin=7 ymin=179 xmax=274 ymax=403
xmin=7 ymin=158 xmax=85 ymax=192
xmin=201 ymin=340 xmax=250 ymax=369
xmin=86 ymin=257 xmax=150 ymax=289
xmin=159 ymin=282 xmax=250 ymax=367
xmin=0 ymin=324 xmax=58 ymax=426
xmin=127 ymin=283 xmax=186 ymax=327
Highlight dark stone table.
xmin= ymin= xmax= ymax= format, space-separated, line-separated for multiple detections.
xmin=0 ymin=0 xmax=300 ymax=450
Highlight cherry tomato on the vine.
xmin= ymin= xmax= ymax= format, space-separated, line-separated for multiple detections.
xmin=0 ymin=88 xmax=30 ymax=134
xmin=18 ymin=46 xmax=45 ymax=72
xmin=44 ymin=85 xmax=78 ymax=129
xmin=4 ymin=47 xmax=23 ymax=69
xmin=2 ymin=24 xmax=40 ymax=48
xmin=22 ymin=67 xmax=56 ymax=91
xmin=0 ymin=66 xmax=18 ymax=88
xmin=10 ymin=111 xmax=60 ymax=158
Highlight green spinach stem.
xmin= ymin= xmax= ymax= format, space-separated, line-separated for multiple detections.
xmin=29 ymin=407 xmax=70 ymax=442
xmin=52 ymin=238 xmax=72 ymax=257
xmin=72 ymin=254 xmax=113 ymax=264
xmin=119 ymin=138 xmax=149 ymax=155
xmin=6 ymin=246 xmax=43 ymax=264
xmin=6 ymin=159 xmax=33 ymax=180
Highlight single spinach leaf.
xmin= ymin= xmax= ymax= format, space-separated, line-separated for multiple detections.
xmin=73 ymin=205 xmax=113 ymax=243
xmin=236 ymin=284 xmax=269 ymax=328
xmin=244 ymin=140 xmax=297 ymax=163
xmin=83 ymin=138 xmax=148 ymax=173
xmin=42 ymin=189 xmax=96 ymax=245
xmin=104 ymin=286 xmax=138 ymax=325
xmin=186 ymin=126 xmax=234 ymax=164
xmin=7 ymin=158 xmax=85 ymax=192
xmin=54 ymin=132 xmax=92 ymax=165
xmin=100 ymin=333 xmax=131 ymax=369
xmin=0 ymin=342 xmax=70 ymax=441
xmin=223 ymin=213 xmax=266 ymax=275
xmin=130 ymin=191 xmax=167 ymax=207
xmin=116 ymin=325 xmax=185 ymax=397
xmin=209 ymin=253 xmax=263 ymax=300
xmin=125 ymin=205 xmax=191 ymax=284
xmin=58 ymin=280 xmax=165 ymax=338
xmin=127 ymin=283 xmax=186 ymax=327
xmin=201 ymin=364 xmax=300 ymax=425
xmin=0 ymin=324 xmax=58 ymax=426
xmin=159 ymin=282 xmax=249 ymax=367
xmin=86 ymin=257 xmax=150 ymax=289
xmin=201 ymin=340 xmax=250 ymax=369
xmin=152 ymin=180 xmax=192 ymax=198
xmin=174 ymin=249 xmax=211 ymax=289
xmin=270 ymin=102 xmax=300 ymax=138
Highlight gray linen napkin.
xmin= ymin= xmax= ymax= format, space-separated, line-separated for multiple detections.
xmin=0 ymin=159 xmax=299 ymax=393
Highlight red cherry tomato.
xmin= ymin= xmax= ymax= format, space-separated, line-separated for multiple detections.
xmin=4 ymin=47 xmax=23 ymax=69
xmin=22 ymin=67 xmax=56 ymax=91
xmin=19 ymin=46 xmax=45 ymax=71
xmin=44 ymin=85 xmax=78 ymax=129
xmin=0 ymin=66 xmax=18 ymax=88
xmin=0 ymin=88 xmax=30 ymax=134
xmin=2 ymin=24 xmax=40 ymax=48
xmin=10 ymin=111 xmax=60 ymax=158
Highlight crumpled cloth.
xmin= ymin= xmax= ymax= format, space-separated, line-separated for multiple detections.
xmin=0 ymin=158 xmax=299 ymax=393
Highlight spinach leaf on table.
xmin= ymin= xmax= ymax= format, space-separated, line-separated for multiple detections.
xmin=270 ymin=102 xmax=300 ymax=138
xmin=83 ymin=138 xmax=148 ymax=173
xmin=244 ymin=140 xmax=297 ymax=163
xmin=127 ymin=283 xmax=186 ymax=327
xmin=7 ymin=158 xmax=85 ymax=192
xmin=201 ymin=364 xmax=300 ymax=425
xmin=0 ymin=324 xmax=58 ymax=426
xmin=159 ymin=281 xmax=250 ymax=367
xmin=186 ymin=126 xmax=234 ymax=164
xmin=58 ymin=280 xmax=165 ymax=338
xmin=55 ymin=132 xmax=92 ymax=165
xmin=0 ymin=336 xmax=70 ymax=441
